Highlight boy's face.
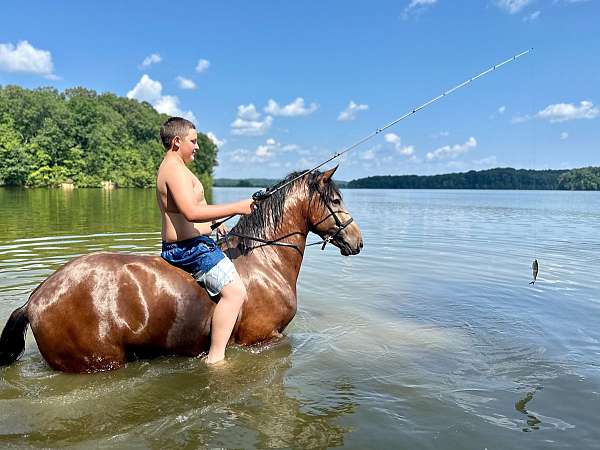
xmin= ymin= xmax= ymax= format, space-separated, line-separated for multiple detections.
xmin=175 ymin=128 xmax=199 ymax=163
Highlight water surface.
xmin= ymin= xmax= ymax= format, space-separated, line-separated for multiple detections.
xmin=0 ymin=187 xmax=599 ymax=449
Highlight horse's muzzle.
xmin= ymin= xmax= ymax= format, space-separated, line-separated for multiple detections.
xmin=333 ymin=230 xmax=363 ymax=256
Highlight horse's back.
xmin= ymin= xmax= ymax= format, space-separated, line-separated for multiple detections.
xmin=27 ymin=252 xmax=213 ymax=372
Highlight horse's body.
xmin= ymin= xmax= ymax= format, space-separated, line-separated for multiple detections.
xmin=0 ymin=169 xmax=362 ymax=372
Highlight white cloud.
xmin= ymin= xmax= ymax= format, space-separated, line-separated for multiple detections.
xmin=498 ymin=105 xmax=507 ymax=114
xmin=237 ymin=104 xmax=261 ymax=120
xmin=127 ymin=74 xmax=196 ymax=122
xmin=337 ymin=101 xmax=369 ymax=122
xmin=511 ymin=114 xmax=531 ymax=124
xmin=495 ymin=0 xmax=533 ymax=14
xmin=196 ymin=59 xmax=210 ymax=73
xmin=523 ymin=10 xmax=541 ymax=21
xmin=231 ymin=103 xmax=273 ymax=136
xmin=359 ymin=144 xmax=381 ymax=161
xmin=230 ymin=149 xmax=250 ymax=163
xmin=231 ymin=116 xmax=273 ymax=136
xmin=255 ymin=146 xmax=272 ymax=158
xmin=512 ymin=100 xmax=598 ymax=124
xmin=384 ymin=133 xmax=415 ymax=156
xmin=153 ymin=96 xmax=196 ymax=122
xmin=360 ymin=147 xmax=377 ymax=161
xmin=282 ymin=144 xmax=300 ymax=152
xmin=536 ymin=100 xmax=599 ymax=123
xmin=256 ymin=138 xmax=278 ymax=158
xmin=207 ymin=132 xmax=226 ymax=147
xmin=127 ymin=74 xmax=162 ymax=103
xmin=176 ymin=76 xmax=197 ymax=90
xmin=264 ymin=97 xmax=319 ymax=117
xmin=426 ymin=137 xmax=477 ymax=161
xmin=0 ymin=40 xmax=56 ymax=78
xmin=403 ymin=0 xmax=437 ymax=18
xmin=226 ymin=138 xmax=289 ymax=163
xmin=254 ymin=138 xmax=300 ymax=159
xmin=560 ymin=131 xmax=569 ymax=140
xmin=231 ymin=115 xmax=273 ymax=136
xmin=141 ymin=53 xmax=161 ymax=68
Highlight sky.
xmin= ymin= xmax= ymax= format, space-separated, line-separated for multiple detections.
xmin=1 ymin=0 xmax=598 ymax=180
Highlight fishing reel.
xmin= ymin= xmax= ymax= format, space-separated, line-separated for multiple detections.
xmin=252 ymin=189 xmax=272 ymax=202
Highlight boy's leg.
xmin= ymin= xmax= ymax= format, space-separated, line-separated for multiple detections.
xmin=205 ymin=273 xmax=247 ymax=364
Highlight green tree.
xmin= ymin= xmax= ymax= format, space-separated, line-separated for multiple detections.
xmin=558 ymin=167 xmax=600 ymax=190
xmin=0 ymin=85 xmax=217 ymax=188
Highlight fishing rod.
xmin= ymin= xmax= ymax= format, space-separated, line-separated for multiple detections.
xmin=212 ymin=48 xmax=533 ymax=231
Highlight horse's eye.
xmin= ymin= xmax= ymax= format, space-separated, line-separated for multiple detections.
xmin=332 ymin=199 xmax=341 ymax=205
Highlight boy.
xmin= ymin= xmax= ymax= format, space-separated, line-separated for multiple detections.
xmin=156 ymin=117 xmax=254 ymax=364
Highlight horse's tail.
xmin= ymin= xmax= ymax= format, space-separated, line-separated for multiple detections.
xmin=0 ymin=304 xmax=29 ymax=366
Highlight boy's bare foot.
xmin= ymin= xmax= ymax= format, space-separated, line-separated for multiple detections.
xmin=202 ymin=354 xmax=227 ymax=366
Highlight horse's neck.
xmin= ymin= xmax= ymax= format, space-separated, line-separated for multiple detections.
xmin=244 ymin=188 xmax=309 ymax=286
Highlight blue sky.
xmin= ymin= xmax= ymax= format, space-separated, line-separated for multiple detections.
xmin=1 ymin=1 xmax=598 ymax=180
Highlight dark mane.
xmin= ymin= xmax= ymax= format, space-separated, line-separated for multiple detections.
xmin=230 ymin=170 xmax=341 ymax=248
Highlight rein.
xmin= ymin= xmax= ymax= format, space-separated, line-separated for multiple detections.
xmin=221 ymin=209 xmax=353 ymax=254
xmin=220 ymin=190 xmax=354 ymax=254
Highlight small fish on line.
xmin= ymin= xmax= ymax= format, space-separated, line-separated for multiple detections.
xmin=529 ymin=259 xmax=538 ymax=285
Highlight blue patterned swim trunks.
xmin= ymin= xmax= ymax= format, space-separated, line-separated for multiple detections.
xmin=161 ymin=235 xmax=236 ymax=296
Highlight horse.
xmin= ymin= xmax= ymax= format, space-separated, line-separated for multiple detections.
xmin=0 ymin=167 xmax=363 ymax=373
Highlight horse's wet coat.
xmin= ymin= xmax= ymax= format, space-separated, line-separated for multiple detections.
xmin=5 ymin=168 xmax=363 ymax=372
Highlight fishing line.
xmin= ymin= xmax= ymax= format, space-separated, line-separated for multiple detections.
xmin=529 ymin=53 xmax=540 ymax=285
xmin=212 ymin=48 xmax=534 ymax=231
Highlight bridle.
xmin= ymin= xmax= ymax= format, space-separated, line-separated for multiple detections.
xmin=310 ymin=191 xmax=354 ymax=250
xmin=221 ymin=188 xmax=353 ymax=254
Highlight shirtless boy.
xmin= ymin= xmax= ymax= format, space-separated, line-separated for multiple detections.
xmin=156 ymin=117 xmax=254 ymax=364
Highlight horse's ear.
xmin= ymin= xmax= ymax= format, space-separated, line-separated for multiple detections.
xmin=320 ymin=165 xmax=338 ymax=184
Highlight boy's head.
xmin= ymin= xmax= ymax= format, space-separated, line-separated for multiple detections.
xmin=160 ymin=117 xmax=197 ymax=150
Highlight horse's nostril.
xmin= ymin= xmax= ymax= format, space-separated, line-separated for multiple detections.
xmin=360 ymin=240 xmax=364 ymax=249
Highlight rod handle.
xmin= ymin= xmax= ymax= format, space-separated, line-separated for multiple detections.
xmin=210 ymin=215 xmax=235 ymax=231
xmin=252 ymin=189 xmax=272 ymax=201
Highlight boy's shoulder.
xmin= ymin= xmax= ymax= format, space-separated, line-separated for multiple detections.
xmin=158 ymin=156 xmax=185 ymax=177
xmin=157 ymin=156 xmax=199 ymax=185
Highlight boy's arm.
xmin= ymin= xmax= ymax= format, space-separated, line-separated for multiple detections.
xmin=165 ymin=170 xmax=253 ymax=222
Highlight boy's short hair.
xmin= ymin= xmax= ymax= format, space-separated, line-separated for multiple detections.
xmin=160 ymin=117 xmax=196 ymax=149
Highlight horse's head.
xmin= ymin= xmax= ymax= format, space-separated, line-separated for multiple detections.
xmin=307 ymin=166 xmax=363 ymax=256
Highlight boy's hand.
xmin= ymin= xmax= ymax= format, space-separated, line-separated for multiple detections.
xmin=216 ymin=223 xmax=228 ymax=239
xmin=238 ymin=199 xmax=257 ymax=215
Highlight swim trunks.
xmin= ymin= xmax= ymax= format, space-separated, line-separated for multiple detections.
xmin=161 ymin=235 xmax=236 ymax=296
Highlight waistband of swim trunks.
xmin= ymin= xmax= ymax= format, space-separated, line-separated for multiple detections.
xmin=162 ymin=234 xmax=215 ymax=251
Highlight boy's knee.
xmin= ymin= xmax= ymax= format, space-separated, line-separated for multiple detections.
xmin=234 ymin=280 xmax=248 ymax=303
xmin=222 ymin=279 xmax=247 ymax=304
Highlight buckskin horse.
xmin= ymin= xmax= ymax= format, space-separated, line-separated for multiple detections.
xmin=0 ymin=168 xmax=363 ymax=373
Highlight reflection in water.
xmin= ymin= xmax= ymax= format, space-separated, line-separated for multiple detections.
xmin=515 ymin=388 xmax=542 ymax=432
xmin=0 ymin=339 xmax=357 ymax=448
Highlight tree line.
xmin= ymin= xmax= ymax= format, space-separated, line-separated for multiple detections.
xmin=347 ymin=167 xmax=600 ymax=190
xmin=0 ymin=85 xmax=217 ymax=188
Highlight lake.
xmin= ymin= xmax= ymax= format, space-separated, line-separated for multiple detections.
xmin=0 ymin=187 xmax=599 ymax=449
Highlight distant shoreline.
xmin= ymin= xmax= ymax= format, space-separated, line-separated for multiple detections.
xmin=215 ymin=166 xmax=600 ymax=191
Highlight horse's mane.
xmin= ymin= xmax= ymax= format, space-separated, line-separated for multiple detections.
xmin=230 ymin=170 xmax=341 ymax=247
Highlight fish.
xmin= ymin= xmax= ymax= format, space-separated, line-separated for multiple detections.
xmin=529 ymin=259 xmax=538 ymax=285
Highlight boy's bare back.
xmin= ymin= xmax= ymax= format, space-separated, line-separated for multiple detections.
xmin=156 ymin=126 xmax=254 ymax=243
xmin=157 ymin=154 xmax=211 ymax=242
